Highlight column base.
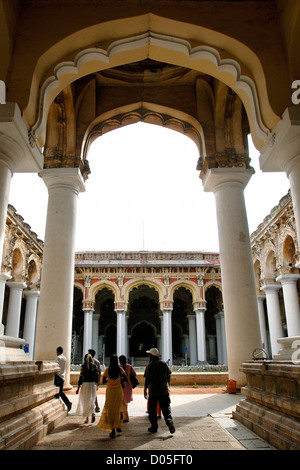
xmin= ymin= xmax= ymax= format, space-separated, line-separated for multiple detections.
xmin=0 ymin=334 xmax=28 ymax=362
xmin=273 ymin=336 xmax=300 ymax=361
xmin=233 ymin=360 xmax=300 ymax=450
xmin=0 ymin=360 xmax=66 ymax=450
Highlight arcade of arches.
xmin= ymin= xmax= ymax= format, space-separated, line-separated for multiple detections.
xmin=1 ymin=0 xmax=300 ymax=394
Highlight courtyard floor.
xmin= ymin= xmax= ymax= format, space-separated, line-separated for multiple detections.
xmin=31 ymin=386 xmax=275 ymax=455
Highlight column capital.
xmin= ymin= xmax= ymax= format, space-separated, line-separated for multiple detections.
xmin=23 ymin=290 xmax=40 ymax=298
xmin=203 ymin=167 xmax=254 ymax=194
xmin=0 ymin=102 xmax=43 ymax=172
xmin=276 ymin=273 xmax=300 ymax=285
xmin=261 ymin=283 xmax=281 ymax=292
xmin=39 ymin=167 xmax=85 ymax=195
xmin=115 ymin=301 xmax=128 ymax=313
xmin=6 ymin=281 xmax=27 ymax=290
xmin=82 ymin=300 xmax=95 ymax=311
xmin=160 ymin=301 xmax=173 ymax=311
xmin=0 ymin=272 xmax=12 ymax=282
xmin=214 ymin=311 xmax=224 ymax=319
xmin=260 ymin=106 xmax=300 ymax=173
xmin=257 ymin=294 xmax=266 ymax=301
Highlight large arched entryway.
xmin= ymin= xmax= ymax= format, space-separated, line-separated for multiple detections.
xmin=18 ymin=8 xmax=288 ymax=385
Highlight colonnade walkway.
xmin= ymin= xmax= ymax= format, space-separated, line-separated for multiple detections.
xmin=32 ymin=386 xmax=274 ymax=452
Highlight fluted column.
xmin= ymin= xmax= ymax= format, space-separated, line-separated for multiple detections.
xmin=0 ymin=272 xmax=11 ymax=327
xmin=159 ymin=315 xmax=164 ymax=359
xmin=0 ymin=159 xmax=13 ymax=277
xmin=82 ymin=306 xmax=94 ymax=358
xmin=276 ymin=274 xmax=300 ymax=337
xmin=116 ymin=305 xmax=127 ymax=357
xmin=203 ymin=168 xmax=262 ymax=384
xmin=261 ymin=284 xmax=284 ymax=356
xmin=194 ymin=307 xmax=206 ymax=362
xmin=162 ymin=307 xmax=172 ymax=364
xmin=92 ymin=313 xmax=100 ymax=357
xmin=5 ymin=281 xmax=27 ymax=338
xmin=187 ymin=314 xmax=197 ymax=365
xmin=23 ymin=290 xmax=40 ymax=359
xmin=214 ymin=311 xmax=227 ymax=365
xmin=34 ymin=168 xmax=85 ymax=383
xmin=257 ymin=294 xmax=269 ymax=355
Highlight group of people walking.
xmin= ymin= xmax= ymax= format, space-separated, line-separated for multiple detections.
xmin=54 ymin=346 xmax=175 ymax=438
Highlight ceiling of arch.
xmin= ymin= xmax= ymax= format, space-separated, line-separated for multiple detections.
xmin=44 ymin=55 xmax=251 ymax=179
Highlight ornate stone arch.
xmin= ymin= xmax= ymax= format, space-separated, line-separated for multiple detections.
xmin=204 ymin=279 xmax=222 ymax=294
xmin=123 ymin=278 xmax=164 ymax=304
xmin=281 ymin=235 xmax=297 ymax=269
xmin=169 ymin=280 xmax=201 ymax=303
xmin=26 ymin=16 xmax=276 ymax=152
xmin=74 ymin=281 xmax=84 ymax=295
xmin=26 ymin=256 xmax=41 ymax=289
xmin=11 ymin=246 xmax=26 ymax=281
xmin=253 ymin=258 xmax=262 ymax=293
xmin=89 ymin=280 xmax=119 ymax=303
xmin=264 ymin=249 xmax=277 ymax=282
xmin=81 ymin=106 xmax=203 ymax=164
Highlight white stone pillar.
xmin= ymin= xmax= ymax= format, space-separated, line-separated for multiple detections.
xmin=159 ymin=315 xmax=164 ymax=359
xmin=99 ymin=335 xmax=105 ymax=363
xmin=194 ymin=307 xmax=206 ymax=362
xmin=261 ymin=284 xmax=284 ymax=357
xmin=34 ymin=168 xmax=85 ymax=386
xmin=5 ymin=281 xmax=27 ymax=337
xmin=203 ymin=168 xmax=262 ymax=385
xmin=116 ymin=307 xmax=126 ymax=357
xmin=214 ymin=311 xmax=227 ymax=365
xmin=187 ymin=314 xmax=197 ymax=365
xmin=23 ymin=290 xmax=40 ymax=360
xmin=162 ymin=308 xmax=172 ymax=364
xmin=276 ymin=274 xmax=300 ymax=337
xmin=125 ymin=315 xmax=129 ymax=359
xmin=92 ymin=313 xmax=100 ymax=357
xmin=0 ymin=272 xmax=11 ymax=325
xmin=257 ymin=294 xmax=269 ymax=355
xmin=0 ymin=159 xmax=13 ymax=269
xmin=82 ymin=308 xmax=94 ymax=358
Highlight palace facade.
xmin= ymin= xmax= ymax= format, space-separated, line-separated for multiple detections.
xmin=72 ymin=250 xmax=223 ymax=366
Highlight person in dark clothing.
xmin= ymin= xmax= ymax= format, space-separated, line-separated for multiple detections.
xmin=144 ymin=348 xmax=175 ymax=434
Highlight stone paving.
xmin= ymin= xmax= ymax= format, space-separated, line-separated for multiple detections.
xmin=31 ymin=387 xmax=275 ymax=452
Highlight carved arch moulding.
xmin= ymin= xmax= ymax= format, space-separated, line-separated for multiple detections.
xmin=29 ymin=31 xmax=271 ymax=154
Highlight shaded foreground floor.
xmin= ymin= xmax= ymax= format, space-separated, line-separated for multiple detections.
xmin=32 ymin=387 xmax=274 ymax=451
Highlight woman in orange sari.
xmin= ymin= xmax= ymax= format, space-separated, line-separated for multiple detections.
xmin=97 ymin=355 xmax=127 ymax=438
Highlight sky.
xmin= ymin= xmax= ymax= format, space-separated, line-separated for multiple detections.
xmin=8 ymin=122 xmax=291 ymax=253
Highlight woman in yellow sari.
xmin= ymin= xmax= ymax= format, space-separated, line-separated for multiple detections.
xmin=97 ymin=354 xmax=128 ymax=438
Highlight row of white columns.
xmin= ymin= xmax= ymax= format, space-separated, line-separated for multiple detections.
xmin=0 ymin=274 xmax=39 ymax=359
xmin=258 ymin=273 xmax=300 ymax=357
xmin=80 ymin=306 xmax=228 ymax=366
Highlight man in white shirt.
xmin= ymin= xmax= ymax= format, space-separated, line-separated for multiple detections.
xmin=54 ymin=346 xmax=72 ymax=412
